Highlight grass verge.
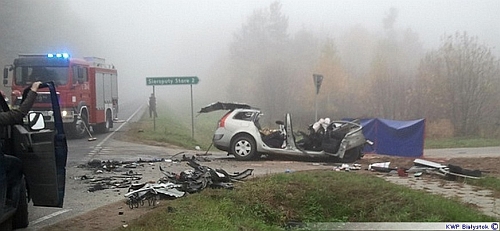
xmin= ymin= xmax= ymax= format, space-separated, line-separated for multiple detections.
xmin=119 ymin=170 xmax=495 ymax=231
xmin=120 ymin=102 xmax=223 ymax=150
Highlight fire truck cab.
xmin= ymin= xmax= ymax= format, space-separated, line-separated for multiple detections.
xmin=3 ymin=53 xmax=118 ymax=138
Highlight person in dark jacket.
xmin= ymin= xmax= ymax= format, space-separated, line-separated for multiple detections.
xmin=0 ymin=82 xmax=41 ymax=124
xmin=148 ymin=93 xmax=157 ymax=118
xmin=0 ymin=81 xmax=42 ymax=203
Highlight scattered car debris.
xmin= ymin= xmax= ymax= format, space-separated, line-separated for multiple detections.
xmin=125 ymin=183 xmax=185 ymax=209
xmin=86 ymin=173 xmax=143 ymax=192
xmin=413 ymin=158 xmax=482 ymax=180
xmin=367 ymin=158 xmax=483 ymax=181
xmin=158 ymin=159 xmax=254 ymax=193
xmin=446 ymin=164 xmax=482 ymax=178
xmin=78 ymin=155 xmax=212 ymax=192
xmin=413 ymin=158 xmax=447 ymax=169
xmin=333 ymin=163 xmax=362 ymax=171
xmin=367 ymin=162 xmax=396 ymax=172
xmin=81 ymin=155 xmax=212 ymax=171
xmin=123 ymin=159 xmax=254 ymax=209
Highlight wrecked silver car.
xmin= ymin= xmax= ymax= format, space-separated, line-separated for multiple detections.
xmin=199 ymin=102 xmax=371 ymax=163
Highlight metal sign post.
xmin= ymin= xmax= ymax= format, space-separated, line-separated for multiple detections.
xmin=190 ymin=84 xmax=194 ymax=139
xmin=146 ymin=76 xmax=200 ymax=138
xmin=152 ymin=85 xmax=156 ymax=131
xmin=313 ymin=74 xmax=323 ymax=121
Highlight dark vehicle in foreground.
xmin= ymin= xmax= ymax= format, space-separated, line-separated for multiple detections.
xmin=0 ymin=82 xmax=68 ymax=230
xmin=199 ymin=102 xmax=371 ymax=162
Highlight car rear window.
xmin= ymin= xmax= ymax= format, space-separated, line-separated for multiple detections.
xmin=233 ymin=111 xmax=253 ymax=121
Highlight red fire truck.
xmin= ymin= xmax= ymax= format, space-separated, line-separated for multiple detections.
xmin=3 ymin=53 xmax=118 ymax=138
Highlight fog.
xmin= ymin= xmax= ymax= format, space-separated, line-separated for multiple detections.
xmin=1 ymin=0 xmax=499 ymax=127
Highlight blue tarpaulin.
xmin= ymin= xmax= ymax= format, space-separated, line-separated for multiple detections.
xmin=360 ymin=118 xmax=425 ymax=157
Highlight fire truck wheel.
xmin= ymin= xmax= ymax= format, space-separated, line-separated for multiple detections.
xmin=12 ymin=177 xmax=29 ymax=229
xmin=95 ymin=111 xmax=113 ymax=134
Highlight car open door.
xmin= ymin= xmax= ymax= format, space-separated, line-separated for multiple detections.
xmin=12 ymin=81 xmax=68 ymax=207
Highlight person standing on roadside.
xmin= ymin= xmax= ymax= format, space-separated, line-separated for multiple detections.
xmin=148 ymin=93 xmax=157 ymax=118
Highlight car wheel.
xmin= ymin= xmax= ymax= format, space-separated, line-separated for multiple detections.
xmin=12 ymin=177 xmax=29 ymax=229
xmin=231 ymin=134 xmax=258 ymax=161
xmin=339 ymin=146 xmax=362 ymax=163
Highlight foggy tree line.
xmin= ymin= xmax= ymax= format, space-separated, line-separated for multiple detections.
xmin=414 ymin=33 xmax=500 ymax=136
xmin=0 ymin=1 xmax=88 ymax=76
xmin=222 ymin=2 xmax=500 ymax=138
xmin=2 ymin=1 xmax=499 ymax=138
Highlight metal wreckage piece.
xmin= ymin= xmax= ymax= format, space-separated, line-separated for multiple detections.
xmin=124 ymin=183 xmax=184 ymax=209
xmin=125 ymin=159 xmax=254 ymax=209
xmin=80 ymin=155 xmax=211 ymax=192
xmin=159 ymin=159 xmax=254 ymax=192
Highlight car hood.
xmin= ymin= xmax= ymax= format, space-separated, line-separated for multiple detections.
xmin=198 ymin=102 xmax=253 ymax=113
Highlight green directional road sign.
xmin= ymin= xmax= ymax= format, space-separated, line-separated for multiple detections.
xmin=146 ymin=76 xmax=199 ymax=86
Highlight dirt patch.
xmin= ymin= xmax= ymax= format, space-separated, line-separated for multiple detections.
xmin=40 ymin=154 xmax=500 ymax=231
xmin=447 ymin=157 xmax=500 ymax=176
xmin=357 ymin=154 xmax=500 ymax=177
xmin=39 ymin=199 xmax=159 ymax=231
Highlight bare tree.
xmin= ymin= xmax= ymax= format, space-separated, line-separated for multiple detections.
xmin=443 ymin=32 xmax=500 ymax=135
xmin=416 ymin=32 xmax=500 ymax=136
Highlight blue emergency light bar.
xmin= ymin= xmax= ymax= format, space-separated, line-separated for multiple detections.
xmin=47 ymin=53 xmax=70 ymax=59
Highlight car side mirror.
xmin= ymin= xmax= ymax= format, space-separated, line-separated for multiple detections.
xmin=275 ymin=120 xmax=284 ymax=125
xmin=28 ymin=112 xmax=45 ymax=131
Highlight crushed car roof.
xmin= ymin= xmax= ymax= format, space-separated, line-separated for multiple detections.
xmin=198 ymin=102 xmax=254 ymax=113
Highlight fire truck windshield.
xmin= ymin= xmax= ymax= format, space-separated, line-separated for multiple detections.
xmin=14 ymin=66 xmax=68 ymax=86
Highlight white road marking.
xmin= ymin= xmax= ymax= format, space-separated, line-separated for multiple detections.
xmin=31 ymin=209 xmax=71 ymax=225
xmin=87 ymin=105 xmax=144 ymax=160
